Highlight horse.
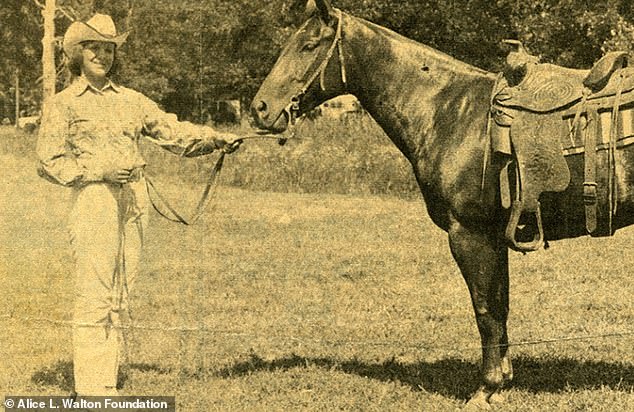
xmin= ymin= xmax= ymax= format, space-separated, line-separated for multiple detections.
xmin=249 ymin=0 xmax=634 ymax=408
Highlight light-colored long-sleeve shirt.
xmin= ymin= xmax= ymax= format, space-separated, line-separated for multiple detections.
xmin=37 ymin=78 xmax=225 ymax=186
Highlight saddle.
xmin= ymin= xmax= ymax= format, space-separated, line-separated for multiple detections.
xmin=491 ymin=42 xmax=634 ymax=252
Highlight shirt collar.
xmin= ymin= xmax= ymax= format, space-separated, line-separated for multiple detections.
xmin=72 ymin=77 xmax=120 ymax=96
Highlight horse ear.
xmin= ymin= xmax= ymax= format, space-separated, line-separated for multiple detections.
xmin=305 ymin=0 xmax=317 ymax=17
xmin=306 ymin=0 xmax=334 ymax=23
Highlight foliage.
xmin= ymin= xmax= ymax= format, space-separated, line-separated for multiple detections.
xmin=1 ymin=114 xmax=419 ymax=198
xmin=117 ymin=0 xmax=634 ymax=119
xmin=501 ymin=0 xmax=634 ymax=68
xmin=0 ymin=0 xmax=43 ymax=120
xmin=1 ymin=0 xmax=633 ymax=121
xmin=117 ymin=0 xmax=295 ymax=121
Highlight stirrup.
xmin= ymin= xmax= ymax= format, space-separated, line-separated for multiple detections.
xmin=505 ymin=200 xmax=545 ymax=252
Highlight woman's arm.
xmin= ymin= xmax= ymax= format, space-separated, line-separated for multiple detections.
xmin=139 ymin=96 xmax=239 ymax=157
xmin=36 ymin=101 xmax=103 ymax=186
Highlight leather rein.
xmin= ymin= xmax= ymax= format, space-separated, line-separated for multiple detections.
xmin=145 ymin=133 xmax=284 ymax=225
xmin=145 ymin=151 xmax=226 ymax=226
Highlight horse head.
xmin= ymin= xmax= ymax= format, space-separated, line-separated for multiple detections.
xmin=250 ymin=0 xmax=347 ymax=132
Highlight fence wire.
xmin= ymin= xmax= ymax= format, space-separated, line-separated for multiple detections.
xmin=2 ymin=312 xmax=633 ymax=355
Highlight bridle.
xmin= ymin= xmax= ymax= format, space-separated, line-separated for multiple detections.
xmin=147 ymin=10 xmax=348 ymax=226
xmin=276 ymin=8 xmax=348 ymax=128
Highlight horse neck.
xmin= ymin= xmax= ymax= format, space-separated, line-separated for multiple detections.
xmin=340 ymin=14 xmax=496 ymax=166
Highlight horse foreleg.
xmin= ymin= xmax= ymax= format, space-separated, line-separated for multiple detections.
xmin=448 ymin=218 xmax=511 ymax=408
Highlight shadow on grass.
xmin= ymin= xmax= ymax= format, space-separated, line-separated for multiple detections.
xmin=31 ymin=355 xmax=634 ymax=401
xmin=127 ymin=362 xmax=172 ymax=375
xmin=214 ymin=353 xmax=634 ymax=401
xmin=31 ymin=360 xmax=140 ymax=392
xmin=31 ymin=360 xmax=74 ymax=392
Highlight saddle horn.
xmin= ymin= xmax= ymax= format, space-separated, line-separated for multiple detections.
xmin=502 ymin=39 xmax=540 ymax=86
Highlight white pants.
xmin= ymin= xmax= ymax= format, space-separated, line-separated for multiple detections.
xmin=69 ymin=179 xmax=148 ymax=395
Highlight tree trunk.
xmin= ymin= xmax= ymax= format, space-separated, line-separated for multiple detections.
xmin=41 ymin=0 xmax=56 ymax=114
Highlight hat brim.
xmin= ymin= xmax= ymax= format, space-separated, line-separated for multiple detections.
xmin=63 ymin=22 xmax=129 ymax=54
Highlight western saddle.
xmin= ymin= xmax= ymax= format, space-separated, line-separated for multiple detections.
xmin=491 ymin=40 xmax=634 ymax=252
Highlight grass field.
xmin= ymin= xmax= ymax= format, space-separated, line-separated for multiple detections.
xmin=1 ymin=124 xmax=634 ymax=411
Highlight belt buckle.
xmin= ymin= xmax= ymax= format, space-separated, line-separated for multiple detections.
xmin=129 ymin=168 xmax=144 ymax=182
xmin=583 ymin=181 xmax=597 ymax=205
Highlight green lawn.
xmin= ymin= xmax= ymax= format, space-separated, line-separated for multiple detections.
xmin=1 ymin=148 xmax=633 ymax=411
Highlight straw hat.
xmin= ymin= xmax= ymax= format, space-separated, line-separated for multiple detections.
xmin=63 ymin=13 xmax=129 ymax=55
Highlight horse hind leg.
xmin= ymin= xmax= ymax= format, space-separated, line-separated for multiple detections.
xmin=447 ymin=218 xmax=511 ymax=408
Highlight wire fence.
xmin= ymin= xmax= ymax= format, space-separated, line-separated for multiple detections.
xmin=2 ymin=312 xmax=633 ymax=355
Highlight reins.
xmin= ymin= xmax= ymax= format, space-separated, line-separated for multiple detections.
xmin=145 ymin=133 xmax=286 ymax=225
xmin=145 ymin=153 xmax=225 ymax=225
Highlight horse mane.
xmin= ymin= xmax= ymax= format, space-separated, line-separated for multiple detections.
xmin=356 ymin=15 xmax=495 ymax=79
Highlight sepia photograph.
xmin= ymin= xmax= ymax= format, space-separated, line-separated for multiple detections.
xmin=1 ymin=0 xmax=633 ymax=410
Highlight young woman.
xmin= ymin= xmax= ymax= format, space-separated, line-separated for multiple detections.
xmin=36 ymin=13 xmax=240 ymax=396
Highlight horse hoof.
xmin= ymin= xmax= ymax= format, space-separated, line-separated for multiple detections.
xmin=489 ymin=391 xmax=505 ymax=404
xmin=463 ymin=398 xmax=491 ymax=411
xmin=464 ymin=387 xmax=492 ymax=410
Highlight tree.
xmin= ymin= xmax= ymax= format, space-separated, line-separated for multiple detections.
xmin=118 ymin=0 xmax=293 ymax=121
xmin=41 ymin=0 xmax=56 ymax=113
xmin=0 ymin=1 xmax=42 ymax=120
xmin=2 ymin=0 xmax=633 ymax=123
xmin=98 ymin=0 xmax=634 ymax=119
xmin=500 ymin=0 xmax=634 ymax=68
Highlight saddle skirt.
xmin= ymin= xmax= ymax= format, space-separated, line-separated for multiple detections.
xmin=490 ymin=47 xmax=634 ymax=252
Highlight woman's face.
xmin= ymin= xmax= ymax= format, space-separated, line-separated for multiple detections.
xmin=80 ymin=41 xmax=115 ymax=79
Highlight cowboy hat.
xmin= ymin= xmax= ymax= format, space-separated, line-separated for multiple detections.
xmin=63 ymin=13 xmax=129 ymax=55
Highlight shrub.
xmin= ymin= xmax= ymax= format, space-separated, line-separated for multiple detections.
xmin=5 ymin=115 xmax=420 ymax=199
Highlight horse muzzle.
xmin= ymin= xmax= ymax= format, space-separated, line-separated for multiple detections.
xmin=250 ymin=100 xmax=291 ymax=133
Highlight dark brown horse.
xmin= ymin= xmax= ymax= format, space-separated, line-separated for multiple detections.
xmin=250 ymin=0 xmax=634 ymax=408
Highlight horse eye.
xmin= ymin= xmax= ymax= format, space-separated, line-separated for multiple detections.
xmin=300 ymin=41 xmax=319 ymax=52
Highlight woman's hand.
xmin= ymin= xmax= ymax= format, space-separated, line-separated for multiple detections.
xmin=218 ymin=133 xmax=243 ymax=154
xmin=103 ymin=168 xmax=133 ymax=184
xmin=182 ymin=134 xmax=243 ymax=157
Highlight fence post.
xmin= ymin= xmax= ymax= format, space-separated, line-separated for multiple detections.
xmin=14 ymin=69 xmax=20 ymax=129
